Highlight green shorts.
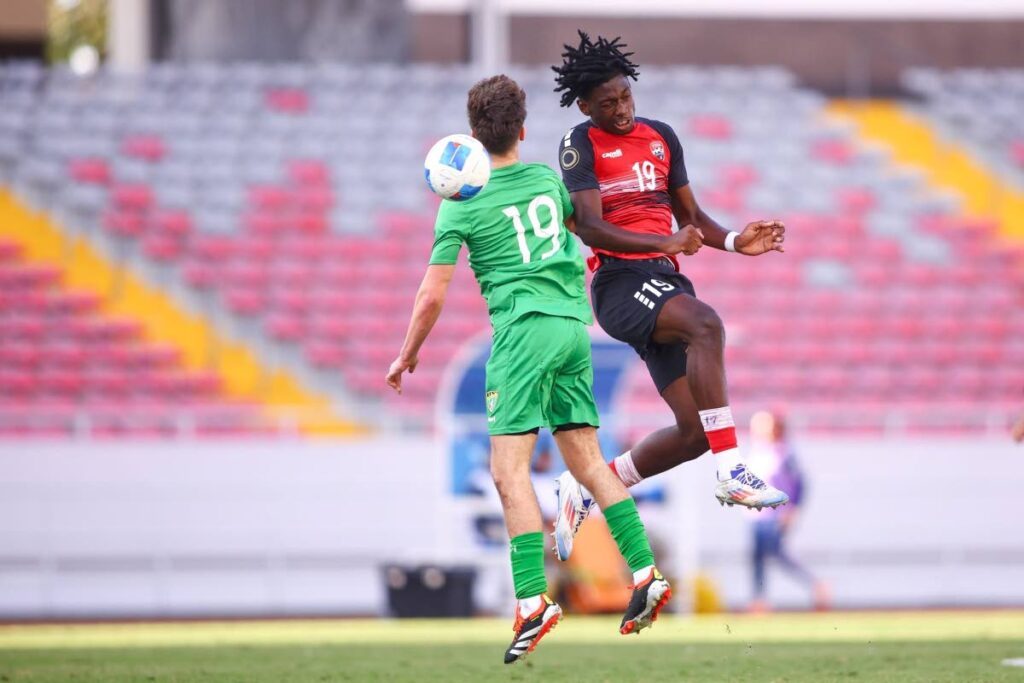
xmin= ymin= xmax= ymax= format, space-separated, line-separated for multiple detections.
xmin=484 ymin=313 xmax=600 ymax=436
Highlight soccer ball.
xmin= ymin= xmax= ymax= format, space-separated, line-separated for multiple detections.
xmin=423 ymin=134 xmax=491 ymax=201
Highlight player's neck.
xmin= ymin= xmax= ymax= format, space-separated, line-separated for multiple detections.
xmin=490 ymin=150 xmax=519 ymax=170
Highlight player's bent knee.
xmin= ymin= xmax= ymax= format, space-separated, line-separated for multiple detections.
xmin=655 ymin=296 xmax=723 ymax=346
xmin=689 ymin=304 xmax=724 ymax=346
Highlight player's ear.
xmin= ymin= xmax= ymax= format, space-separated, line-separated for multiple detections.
xmin=576 ymin=98 xmax=590 ymax=116
xmin=519 ymin=126 xmax=526 ymax=142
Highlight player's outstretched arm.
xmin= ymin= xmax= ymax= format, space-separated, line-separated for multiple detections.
xmin=571 ymin=189 xmax=702 ymax=256
xmin=386 ymin=264 xmax=455 ymax=394
xmin=671 ymin=185 xmax=785 ymax=255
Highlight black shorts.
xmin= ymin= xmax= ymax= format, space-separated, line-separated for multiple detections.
xmin=590 ymin=256 xmax=696 ymax=394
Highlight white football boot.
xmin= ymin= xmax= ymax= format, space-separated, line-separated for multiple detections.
xmin=552 ymin=470 xmax=594 ymax=561
xmin=715 ymin=464 xmax=789 ymax=511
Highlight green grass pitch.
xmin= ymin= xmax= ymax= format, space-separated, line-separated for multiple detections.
xmin=1 ymin=611 xmax=1023 ymax=682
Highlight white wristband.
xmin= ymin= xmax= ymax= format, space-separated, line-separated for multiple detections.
xmin=724 ymin=231 xmax=740 ymax=253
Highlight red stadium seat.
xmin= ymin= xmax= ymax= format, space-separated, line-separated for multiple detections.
xmin=811 ymin=139 xmax=854 ymax=164
xmin=0 ymin=343 xmax=41 ymax=368
xmin=0 ymin=370 xmax=36 ymax=396
xmin=264 ymin=87 xmax=309 ymax=114
xmin=153 ymin=209 xmax=192 ymax=237
xmin=0 ymin=264 xmax=61 ymax=289
xmin=243 ymin=210 xmax=284 ymax=233
xmin=111 ymin=184 xmax=154 ymax=211
xmin=287 ymin=160 xmax=330 ymax=186
xmin=689 ymin=114 xmax=733 ymax=140
xmin=183 ymin=261 xmax=221 ymax=289
xmin=120 ymin=134 xmax=167 ymax=162
xmin=103 ymin=209 xmax=145 ymax=238
xmin=192 ymin=235 xmax=236 ymax=261
xmin=143 ymin=234 xmax=183 ymax=261
xmin=836 ymin=187 xmax=876 ymax=213
xmin=266 ymin=314 xmax=305 ymax=342
xmin=224 ymin=289 xmax=267 ymax=315
xmin=306 ymin=341 xmax=348 ymax=368
xmin=67 ymin=158 xmax=111 ymax=184
xmin=248 ymin=185 xmax=291 ymax=212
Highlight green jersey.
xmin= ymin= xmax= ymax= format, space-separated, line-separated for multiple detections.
xmin=429 ymin=162 xmax=592 ymax=331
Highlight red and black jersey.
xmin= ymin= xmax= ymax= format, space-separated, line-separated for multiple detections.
xmin=559 ymin=117 xmax=688 ymax=269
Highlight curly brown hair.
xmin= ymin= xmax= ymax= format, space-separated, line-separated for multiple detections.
xmin=466 ymin=75 xmax=526 ymax=156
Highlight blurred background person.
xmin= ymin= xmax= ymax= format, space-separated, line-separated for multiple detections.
xmin=745 ymin=410 xmax=829 ymax=613
xmin=1013 ymin=413 xmax=1024 ymax=443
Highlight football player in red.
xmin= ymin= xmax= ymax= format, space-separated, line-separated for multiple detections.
xmin=549 ymin=32 xmax=789 ymax=560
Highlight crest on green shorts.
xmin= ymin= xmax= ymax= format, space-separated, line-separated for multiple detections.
xmin=486 ymin=391 xmax=499 ymax=413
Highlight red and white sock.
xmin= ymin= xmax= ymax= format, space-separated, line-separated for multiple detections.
xmin=580 ymin=451 xmax=643 ymax=502
xmin=698 ymin=406 xmax=742 ymax=479
xmin=609 ymin=451 xmax=643 ymax=487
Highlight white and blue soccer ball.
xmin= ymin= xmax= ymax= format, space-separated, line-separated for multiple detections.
xmin=423 ymin=134 xmax=490 ymax=201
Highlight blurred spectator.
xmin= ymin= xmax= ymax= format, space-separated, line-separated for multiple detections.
xmin=746 ymin=410 xmax=830 ymax=613
xmin=1012 ymin=414 xmax=1024 ymax=444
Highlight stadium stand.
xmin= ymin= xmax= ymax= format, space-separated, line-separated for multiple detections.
xmin=0 ymin=226 xmax=273 ymax=437
xmin=0 ymin=61 xmax=1021 ymax=434
xmin=903 ymin=68 xmax=1024 ymax=190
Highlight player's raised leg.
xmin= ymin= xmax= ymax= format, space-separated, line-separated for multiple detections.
xmin=650 ymin=293 xmax=788 ymax=510
xmin=618 ymin=376 xmax=710 ymax=479
xmin=554 ymin=426 xmax=671 ymax=634
xmin=552 ymin=356 xmax=708 ymax=560
xmin=491 ymin=433 xmax=563 ymax=664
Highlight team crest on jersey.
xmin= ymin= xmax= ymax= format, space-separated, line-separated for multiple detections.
xmin=486 ymin=391 xmax=499 ymax=413
xmin=650 ymin=140 xmax=665 ymax=161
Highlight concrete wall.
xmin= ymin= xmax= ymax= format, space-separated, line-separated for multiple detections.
xmin=0 ymin=435 xmax=1022 ymax=618
xmin=411 ymin=13 xmax=1024 ymax=94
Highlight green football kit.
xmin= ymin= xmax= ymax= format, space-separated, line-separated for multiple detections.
xmin=429 ymin=162 xmax=600 ymax=435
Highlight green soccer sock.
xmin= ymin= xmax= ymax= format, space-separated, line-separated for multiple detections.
xmin=603 ymin=498 xmax=656 ymax=573
xmin=509 ymin=532 xmax=548 ymax=600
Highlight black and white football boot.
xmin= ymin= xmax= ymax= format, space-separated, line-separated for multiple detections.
xmin=504 ymin=594 xmax=562 ymax=664
xmin=619 ymin=567 xmax=672 ymax=635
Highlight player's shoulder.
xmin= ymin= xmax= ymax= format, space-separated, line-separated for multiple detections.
xmin=635 ymin=117 xmax=679 ymax=141
xmin=521 ymin=163 xmax=567 ymax=195
xmin=561 ymin=120 xmax=595 ymax=146
xmin=559 ymin=121 xmax=596 ymax=174
xmin=521 ymin=161 xmax=560 ymax=178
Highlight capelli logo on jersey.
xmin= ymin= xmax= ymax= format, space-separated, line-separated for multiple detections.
xmin=650 ymin=141 xmax=665 ymax=161
xmin=601 ymin=148 xmax=623 ymax=159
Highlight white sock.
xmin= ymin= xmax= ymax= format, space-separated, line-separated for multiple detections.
xmin=632 ymin=564 xmax=655 ymax=585
xmin=612 ymin=451 xmax=644 ymax=487
xmin=715 ymin=447 xmax=742 ymax=480
xmin=517 ymin=594 xmax=543 ymax=618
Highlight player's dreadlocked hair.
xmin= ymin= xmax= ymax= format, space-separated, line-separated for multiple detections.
xmin=552 ymin=30 xmax=640 ymax=108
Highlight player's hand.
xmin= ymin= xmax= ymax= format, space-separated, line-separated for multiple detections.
xmin=385 ymin=355 xmax=418 ymax=394
xmin=735 ymin=219 xmax=785 ymax=256
xmin=660 ymin=224 xmax=704 ymax=256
